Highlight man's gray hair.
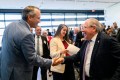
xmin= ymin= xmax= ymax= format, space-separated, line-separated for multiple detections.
xmin=22 ymin=6 xmax=40 ymax=21
xmin=87 ymin=18 xmax=102 ymax=32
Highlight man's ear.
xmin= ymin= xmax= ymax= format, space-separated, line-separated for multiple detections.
xmin=27 ymin=15 xmax=31 ymax=20
xmin=92 ymin=25 xmax=96 ymax=32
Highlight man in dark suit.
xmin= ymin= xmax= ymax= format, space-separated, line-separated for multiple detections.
xmin=58 ymin=18 xmax=120 ymax=80
xmin=74 ymin=30 xmax=84 ymax=48
xmin=0 ymin=6 xmax=61 ymax=80
xmin=69 ymin=28 xmax=74 ymax=43
xmin=32 ymin=26 xmax=51 ymax=80
xmin=111 ymin=22 xmax=119 ymax=38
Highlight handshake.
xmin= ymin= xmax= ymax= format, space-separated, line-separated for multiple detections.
xmin=52 ymin=57 xmax=64 ymax=66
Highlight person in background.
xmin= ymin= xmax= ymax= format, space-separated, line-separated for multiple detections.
xmin=51 ymin=29 xmax=56 ymax=36
xmin=68 ymin=28 xmax=74 ymax=44
xmin=106 ymin=25 xmax=110 ymax=30
xmin=111 ymin=22 xmax=119 ymax=38
xmin=50 ymin=24 xmax=75 ymax=80
xmin=32 ymin=26 xmax=51 ymax=80
xmin=57 ymin=18 xmax=120 ymax=80
xmin=47 ymin=29 xmax=52 ymax=36
xmin=74 ymin=26 xmax=84 ymax=48
xmin=73 ymin=27 xmax=79 ymax=42
xmin=42 ymin=30 xmax=48 ymax=38
xmin=100 ymin=24 xmax=106 ymax=33
xmin=42 ymin=30 xmax=53 ymax=77
xmin=106 ymin=28 xmax=112 ymax=36
xmin=73 ymin=25 xmax=84 ymax=78
xmin=30 ymin=27 xmax=33 ymax=33
xmin=42 ymin=30 xmax=53 ymax=45
xmin=0 ymin=6 xmax=61 ymax=80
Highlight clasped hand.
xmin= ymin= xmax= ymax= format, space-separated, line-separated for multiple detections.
xmin=52 ymin=49 xmax=68 ymax=66
xmin=52 ymin=57 xmax=64 ymax=66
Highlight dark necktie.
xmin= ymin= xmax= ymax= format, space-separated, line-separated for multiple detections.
xmin=37 ymin=36 xmax=40 ymax=55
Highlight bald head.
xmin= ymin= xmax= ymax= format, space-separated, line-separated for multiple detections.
xmin=84 ymin=18 xmax=102 ymax=32
xmin=74 ymin=27 xmax=79 ymax=34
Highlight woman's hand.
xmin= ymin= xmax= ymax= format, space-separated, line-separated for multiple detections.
xmin=60 ymin=49 xmax=69 ymax=54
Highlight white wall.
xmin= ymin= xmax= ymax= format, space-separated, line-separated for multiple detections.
xmin=105 ymin=3 xmax=120 ymax=28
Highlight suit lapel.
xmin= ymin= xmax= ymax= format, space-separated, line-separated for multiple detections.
xmin=90 ymin=32 xmax=101 ymax=67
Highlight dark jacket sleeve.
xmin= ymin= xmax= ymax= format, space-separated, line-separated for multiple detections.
xmin=21 ymin=34 xmax=52 ymax=68
xmin=64 ymin=50 xmax=81 ymax=64
xmin=109 ymin=37 xmax=120 ymax=80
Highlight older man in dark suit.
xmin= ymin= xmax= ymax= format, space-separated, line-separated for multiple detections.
xmin=32 ymin=26 xmax=51 ymax=80
xmin=0 ymin=6 xmax=61 ymax=80
xmin=58 ymin=18 xmax=120 ymax=80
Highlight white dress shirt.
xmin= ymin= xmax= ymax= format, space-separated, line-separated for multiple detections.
xmin=85 ymin=33 xmax=98 ymax=76
xmin=35 ymin=35 xmax=43 ymax=56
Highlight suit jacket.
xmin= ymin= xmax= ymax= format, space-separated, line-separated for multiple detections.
xmin=1 ymin=20 xmax=52 ymax=80
xmin=116 ymin=29 xmax=120 ymax=43
xmin=64 ymin=32 xmax=120 ymax=80
xmin=41 ymin=36 xmax=51 ymax=58
xmin=111 ymin=28 xmax=120 ymax=38
xmin=74 ymin=31 xmax=84 ymax=48
xmin=69 ymin=30 xmax=74 ymax=43
xmin=34 ymin=35 xmax=50 ymax=59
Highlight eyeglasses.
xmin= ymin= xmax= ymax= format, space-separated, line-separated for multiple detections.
xmin=81 ymin=26 xmax=90 ymax=30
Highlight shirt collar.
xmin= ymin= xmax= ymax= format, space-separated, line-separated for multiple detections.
xmin=91 ymin=33 xmax=98 ymax=42
xmin=25 ymin=21 xmax=30 ymax=29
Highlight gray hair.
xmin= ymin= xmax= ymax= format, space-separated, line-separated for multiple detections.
xmin=87 ymin=18 xmax=102 ymax=32
xmin=22 ymin=6 xmax=40 ymax=21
